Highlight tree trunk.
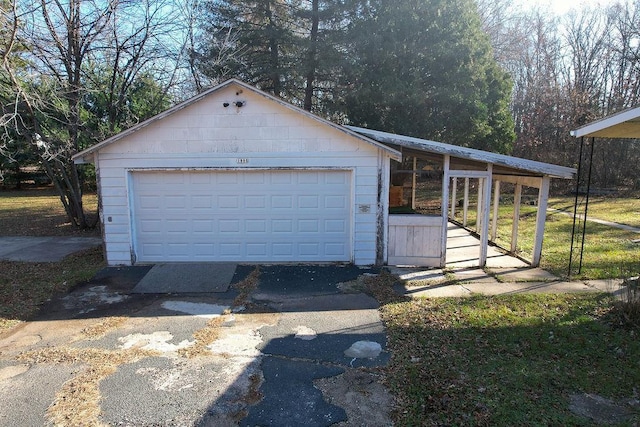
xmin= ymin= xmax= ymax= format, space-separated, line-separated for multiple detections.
xmin=303 ymin=0 xmax=319 ymax=111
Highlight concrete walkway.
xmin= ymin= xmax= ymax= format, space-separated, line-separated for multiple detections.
xmin=0 ymin=236 xmax=102 ymax=262
xmin=389 ymin=265 xmax=623 ymax=298
xmin=548 ymin=208 xmax=640 ymax=234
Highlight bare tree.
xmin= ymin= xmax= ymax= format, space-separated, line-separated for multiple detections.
xmin=1 ymin=0 xmax=186 ymax=228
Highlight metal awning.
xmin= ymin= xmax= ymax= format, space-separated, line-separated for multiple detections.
xmin=348 ymin=125 xmax=576 ymax=179
xmin=571 ymin=106 xmax=640 ymax=138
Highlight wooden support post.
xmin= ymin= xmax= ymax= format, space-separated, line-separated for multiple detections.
xmin=477 ymin=178 xmax=483 ymax=234
xmin=491 ymin=180 xmax=500 ymax=241
xmin=411 ymin=157 xmax=417 ymax=210
xmin=532 ymin=177 xmax=550 ymax=267
xmin=479 ymin=167 xmax=492 ymax=267
xmin=463 ymin=178 xmax=470 ymax=226
xmin=440 ymin=155 xmax=450 ymax=267
xmin=511 ymin=184 xmax=522 ymax=253
xmin=450 ymin=178 xmax=457 ymax=218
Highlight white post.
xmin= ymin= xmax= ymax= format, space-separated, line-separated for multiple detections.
xmin=441 ymin=155 xmax=451 ymax=267
xmin=511 ymin=184 xmax=522 ymax=253
xmin=479 ymin=166 xmax=492 ymax=267
xmin=411 ymin=157 xmax=417 ymax=210
xmin=532 ymin=177 xmax=550 ymax=267
xmin=477 ymin=178 xmax=483 ymax=234
xmin=450 ymin=178 xmax=457 ymax=218
xmin=491 ymin=180 xmax=500 ymax=241
xmin=463 ymin=178 xmax=470 ymax=226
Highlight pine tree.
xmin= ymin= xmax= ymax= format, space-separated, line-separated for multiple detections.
xmin=341 ymin=0 xmax=515 ymax=153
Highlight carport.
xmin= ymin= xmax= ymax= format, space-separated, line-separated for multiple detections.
xmin=569 ymin=106 xmax=640 ymax=274
xmin=348 ymin=127 xmax=577 ymax=268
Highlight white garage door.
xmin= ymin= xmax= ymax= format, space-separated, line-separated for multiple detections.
xmin=131 ymin=170 xmax=352 ymax=263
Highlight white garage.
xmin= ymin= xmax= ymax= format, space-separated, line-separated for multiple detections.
xmin=73 ymin=79 xmax=401 ymax=266
xmin=131 ymin=169 xmax=352 ymax=263
xmin=74 ymin=79 xmax=575 ymax=269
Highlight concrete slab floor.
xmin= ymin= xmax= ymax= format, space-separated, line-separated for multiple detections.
xmin=450 ymin=268 xmax=500 ymax=284
xmin=132 ymin=263 xmax=237 ymax=294
xmin=399 ymin=284 xmax=472 ymax=298
xmin=489 ymin=267 xmax=560 ymax=282
xmin=501 ymin=281 xmax=601 ymax=294
xmin=386 ymin=266 xmax=450 ymax=285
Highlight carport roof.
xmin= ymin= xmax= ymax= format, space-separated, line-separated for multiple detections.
xmin=347 ymin=126 xmax=576 ymax=180
xmin=570 ymin=105 xmax=640 ymax=138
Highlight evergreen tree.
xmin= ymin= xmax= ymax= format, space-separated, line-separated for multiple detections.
xmin=197 ymin=0 xmax=299 ymax=98
xmin=341 ymin=0 xmax=515 ymax=153
xmin=196 ymin=0 xmax=350 ymax=113
xmin=195 ymin=0 xmax=515 ymax=152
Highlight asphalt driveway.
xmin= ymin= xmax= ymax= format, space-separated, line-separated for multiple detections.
xmin=0 ymin=264 xmax=393 ymax=426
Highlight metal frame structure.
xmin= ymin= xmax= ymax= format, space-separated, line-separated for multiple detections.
xmin=569 ymin=106 xmax=640 ymax=275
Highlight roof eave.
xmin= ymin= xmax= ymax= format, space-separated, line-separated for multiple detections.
xmin=347 ymin=126 xmax=576 ymax=180
xmin=570 ymin=105 xmax=640 ymax=138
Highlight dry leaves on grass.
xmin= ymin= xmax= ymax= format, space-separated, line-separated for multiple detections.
xmin=0 ymin=189 xmax=99 ymax=237
xmin=0 ymin=246 xmax=105 ymax=331
xmin=360 ymin=271 xmax=406 ymax=304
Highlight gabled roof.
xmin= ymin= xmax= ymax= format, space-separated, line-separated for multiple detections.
xmin=570 ymin=106 xmax=640 ymax=138
xmin=347 ymin=126 xmax=576 ymax=179
xmin=72 ymin=79 xmax=401 ymax=162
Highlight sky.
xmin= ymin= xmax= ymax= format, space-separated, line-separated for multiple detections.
xmin=524 ymin=0 xmax=613 ymax=15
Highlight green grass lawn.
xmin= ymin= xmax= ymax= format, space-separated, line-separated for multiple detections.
xmin=381 ymin=293 xmax=640 ymax=426
xmin=549 ymin=194 xmax=640 ymax=228
xmin=491 ymin=198 xmax=639 ymax=280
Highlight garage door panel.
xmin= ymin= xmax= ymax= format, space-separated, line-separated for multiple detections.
xmin=272 ymin=220 xmax=293 ymax=233
xmin=193 ymin=243 xmax=215 ymax=255
xmin=219 ymin=220 xmax=240 ymax=233
xmin=193 ymin=219 xmax=214 ymax=233
xmin=299 ymin=243 xmax=320 ymax=256
xmin=298 ymin=196 xmax=319 ymax=209
xmin=245 ymin=195 xmax=266 ymax=208
xmin=218 ymin=195 xmax=239 ymax=209
xmin=325 ymin=219 xmax=347 ymax=233
xmin=246 ymin=219 xmax=267 ymax=233
xmin=271 ymin=172 xmax=293 ymax=184
xmin=271 ymin=195 xmax=293 ymax=209
xmin=298 ymin=172 xmax=319 ymax=184
xmin=192 ymin=195 xmax=213 ymax=209
xmin=132 ymin=170 xmax=351 ymax=262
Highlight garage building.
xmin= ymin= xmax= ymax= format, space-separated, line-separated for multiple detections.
xmin=74 ymin=79 xmax=575 ymax=267
xmin=74 ymin=79 xmax=401 ymax=266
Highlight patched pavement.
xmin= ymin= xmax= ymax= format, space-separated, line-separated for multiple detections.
xmin=0 ymin=264 xmax=393 ymax=426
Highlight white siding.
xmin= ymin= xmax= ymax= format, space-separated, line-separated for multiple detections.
xmin=96 ymin=84 xmax=387 ymax=266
